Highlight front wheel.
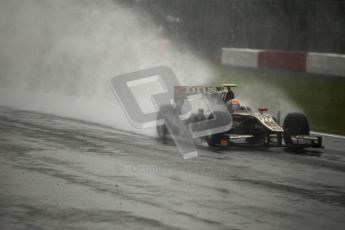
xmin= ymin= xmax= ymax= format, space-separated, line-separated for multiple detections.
xmin=283 ymin=113 xmax=310 ymax=145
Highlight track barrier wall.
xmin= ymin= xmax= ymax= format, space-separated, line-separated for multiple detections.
xmin=222 ymin=48 xmax=345 ymax=77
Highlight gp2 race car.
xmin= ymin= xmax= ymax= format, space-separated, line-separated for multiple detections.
xmin=157 ymin=84 xmax=323 ymax=149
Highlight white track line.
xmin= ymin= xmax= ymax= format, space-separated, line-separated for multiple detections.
xmin=311 ymin=131 xmax=345 ymax=139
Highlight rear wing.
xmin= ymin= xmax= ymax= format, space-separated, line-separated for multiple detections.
xmin=222 ymin=84 xmax=237 ymax=88
xmin=174 ymin=86 xmax=223 ymax=99
xmin=174 ymin=84 xmax=237 ymax=100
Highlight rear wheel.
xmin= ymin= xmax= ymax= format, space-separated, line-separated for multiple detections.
xmin=157 ymin=124 xmax=168 ymax=141
xmin=206 ymin=133 xmax=223 ymax=147
xmin=283 ymin=113 xmax=310 ymax=145
xmin=206 ymin=111 xmax=230 ymax=147
xmin=156 ymin=105 xmax=179 ymax=143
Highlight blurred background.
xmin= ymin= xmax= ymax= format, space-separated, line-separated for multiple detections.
xmin=121 ymin=0 xmax=345 ymax=60
xmin=0 ymin=0 xmax=344 ymax=134
xmin=120 ymin=0 xmax=345 ymax=134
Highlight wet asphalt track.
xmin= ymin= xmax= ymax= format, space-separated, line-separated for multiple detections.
xmin=0 ymin=106 xmax=344 ymax=230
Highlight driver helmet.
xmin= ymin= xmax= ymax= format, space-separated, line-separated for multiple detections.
xmin=226 ymin=98 xmax=240 ymax=112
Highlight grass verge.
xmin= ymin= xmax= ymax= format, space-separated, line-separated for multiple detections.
xmin=214 ymin=66 xmax=345 ymax=135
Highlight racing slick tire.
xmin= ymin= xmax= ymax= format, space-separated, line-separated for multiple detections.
xmin=156 ymin=105 xmax=179 ymax=143
xmin=206 ymin=132 xmax=223 ymax=147
xmin=206 ymin=111 xmax=230 ymax=147
xmin=157 ymin=123 xmax=168 ymax=141
xmin=283 ymin=113 xmax=310 ymax=145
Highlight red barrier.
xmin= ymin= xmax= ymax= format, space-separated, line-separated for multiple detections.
xmin=258 ymin=50 xmax=307 ymax=72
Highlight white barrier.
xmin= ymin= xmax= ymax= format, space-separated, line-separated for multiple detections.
xmin=306 ymin=53 xmax=345 ymax=76
xmin=221 ymin=48 xmax=259 ymax=68
xmin=222 ymin=48 xmax=345 ymax=77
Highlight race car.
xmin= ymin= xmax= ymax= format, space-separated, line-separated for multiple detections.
xmin=157 ymin=84 xmax=323 ymax=149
